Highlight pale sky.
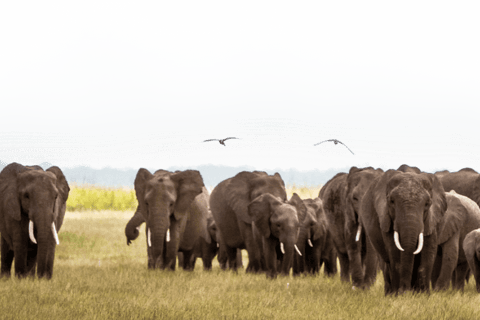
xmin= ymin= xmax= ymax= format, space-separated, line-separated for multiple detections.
xmin=1 ymin=1 xmax=479 ymax=174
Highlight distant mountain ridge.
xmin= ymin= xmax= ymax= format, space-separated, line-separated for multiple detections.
xmin=0 ymin=161 xmax=348 ymax=188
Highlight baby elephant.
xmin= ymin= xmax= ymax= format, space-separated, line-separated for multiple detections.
xmin=463 ymin=228 xmax=480 ymax=292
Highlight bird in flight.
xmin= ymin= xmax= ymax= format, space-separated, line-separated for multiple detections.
xmin=314 ymin=139 xmax=355 ymax=155
xmin=203 ymin=137 xmax=239 ymax=146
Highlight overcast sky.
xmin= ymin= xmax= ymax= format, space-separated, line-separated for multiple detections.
xmin=1 ymin=1 xmax=479 ymax=174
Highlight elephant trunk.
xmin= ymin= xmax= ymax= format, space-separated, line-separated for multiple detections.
xmin=125 ymin=210 xmax=145 ymax=245
xmin=149 ymin=206 xmax=170 ymax=269
xmin=34 ymin=217 xmax=57 ymax=279
xmin=280 ymin=235 xmax=297 ymax=276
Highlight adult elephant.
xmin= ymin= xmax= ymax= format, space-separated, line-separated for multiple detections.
xmin=320 ymin=166 xmax=382 ymax=289
xmin=125 ymin=169 xmax=211 ymax=270
xmin=293 ymin=197 xmax=337 ymax=277
xmin=435 ymin=168 xmax=480 ymax=206
xmin=0 ymin=162 xmax=70 ymax=279
xmin=209 ymin=171 xmax=288 ymax=273
xmin=360 ymin=169 xmax=447 ymax=295
xmin=249 ymin=193 xmax=306 ymax=278
xmin=432 ymin=191 xmax=480 ymax=290
xmin=463 ymin=228 xmax=480 ymax=292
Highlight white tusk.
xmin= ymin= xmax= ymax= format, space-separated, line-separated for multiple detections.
xmin=29 ymin=221 xmax=37 ymax=244
xmin=217 ymin=243 xmax=220 ymax=248
xmin=135 ymin=226 xmax=140 ymax=231
xmin=413 ymin=233 xmax=424 ymax=255
xmin=52 ymin=222 xmax=60 ymax=245
xmin=308 ymin=239 xmax=313 ymax=247
xmin=166 ymin=229 xmax=170 ymax=242
xmin=394 ymin=231 xmax=404 ymax=252
xmin=355 ymin=225 xmax=362 ymax=242
xmin=280 ymin=242 xmax=285 ymax=254
xmin=147 ymin=228 xmax=152 ymax=247
xmin=295 ymin=245 xmax=302 ymax=256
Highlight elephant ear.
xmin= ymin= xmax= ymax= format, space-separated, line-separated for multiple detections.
xmin=225 ymin=171 xmax=263 ymax=224
xmin=134 ymin=168 xmax=153 ymax=219
xmin=273 ymin=172 xmax=286 ymax=188
xmin=46 ymin=166 xmax=70 ymax=202
xmin=419 ymin=173 xmax=447 ymax=236
xmin=288 ymin=193 xmax=307 ymax=224
xmin=170 ymin=170 xmax=205 ymax=221
xmin=248 ymin=193 xmax=282 ymax=238
xmin=46 ymin=166 xmax=70 ymax=230
xmin=375 ymin=170 xmax=399 ymax=233
xmin=438 ymin=192 xmax=468 ymax=244
xmin=0 ymin=163 xmax=28 ymax=222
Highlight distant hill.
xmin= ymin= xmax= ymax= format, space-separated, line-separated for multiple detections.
xmin=0 ymin=161 xmax=347 ymax=188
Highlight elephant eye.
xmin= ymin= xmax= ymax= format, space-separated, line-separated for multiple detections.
xmin=24 ymin=193 xmax=29 ymax=199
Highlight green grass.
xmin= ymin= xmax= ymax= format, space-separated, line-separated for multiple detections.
xmin=1 ymin=210 xmax=480 ymax=319
xmin=66 ymin=184 xmax=323 ymax=212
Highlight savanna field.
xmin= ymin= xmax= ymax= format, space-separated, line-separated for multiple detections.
xmin=1 ymin=184 xmax=480 ymax=320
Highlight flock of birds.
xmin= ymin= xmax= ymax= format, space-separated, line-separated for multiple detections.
xmin=203 ymin=137 xmax=355 ymax=155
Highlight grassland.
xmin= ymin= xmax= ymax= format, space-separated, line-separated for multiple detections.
xmin=1 ymin=186 xmax=480 ymax=319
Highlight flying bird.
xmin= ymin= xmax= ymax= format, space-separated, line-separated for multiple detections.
xmin=314 ymin=139 xmax=355 ymax=155
xmin=203 ymin=137 xmax=239 ymax=146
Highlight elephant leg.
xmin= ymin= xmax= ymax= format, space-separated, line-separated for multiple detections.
xmin=225 ymin=245 xmax=239 ymax=272
xmin=1 ymin=237 xmax=14 ymax=277
xmin=434 ymin=235 xmax=459 ymax=290
xmin=182 ymin=250 xmax=194 ymax=271
xmin=337 ymin=251 xmax=350 ymax=282
xmin=474 ymin=258 xmax=480 ymax=293
xmin=236 ymin=249 xmax=243 ymax=268
xmin=452 ymin=262 xmax=469 ymax=290
xmin=217 ymin=243 xmax=228 ymax=270
xmin=239 ymin=222 xmax=261 ymax=273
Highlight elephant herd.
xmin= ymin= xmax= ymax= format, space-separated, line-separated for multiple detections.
xmin=3 ymin=162 xmax=480 ymax=296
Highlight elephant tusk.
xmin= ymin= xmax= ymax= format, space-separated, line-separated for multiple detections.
xmin=394 ymin=231 xmax=404 ymax=252
xmin=135 ymin=226 xmax=140 ymax=231
xmin=166 ymin=229 xmax=170 ymax=242
xmin=29 ymin=221 xmax=37 ymax=244
xmin=280 ymin=242 xmax=285 ymax=254
xmin=147 ymin=228 xmax=152 ymax=247
xmin=308 ymin=239 xmax=313 ymax=247
xmin=355 ymin=225 xmax=362 ymax=242
xmin=413 ymin=233 xmax=424 ymax=255
xmin=52 ymin=222 xmax=60 ymax=245
xmin=217 ymin=243 xmax=219 ymax=248
xmin=295 ymin=245 xmax=302 ymax=256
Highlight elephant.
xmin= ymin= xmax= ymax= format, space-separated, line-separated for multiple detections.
xmin=125 ymin=168 xmax=211 ymax=270
xmin=209 ymin=171 xmax=289 ymax=274
xmin=359 ymin=169 xmax=447 ymax=295
xmin=293 ymin=197 xmax=337 ymax=277
xmin=189 ymin=212 xmax=243 ymax=270
xmin=0 ymin=162 xmax=70 ymax=279
xmin=319 ymin=166 xmax=382 ymax=289
xmin=435 ymin=168 xmax=480 ymax=207
xmin=432 ymin=190 xmax=480 ymax=290
xmin=463 ymin=228 xmax=480 ymax=292
xmin=249 ymin=193 xmax=306 ymax=278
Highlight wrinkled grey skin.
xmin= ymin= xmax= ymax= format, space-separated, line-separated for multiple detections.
xmin=360 ymin=170 xmax=447 ymax=295
xmin=435 ymin=168 xmax=480 ymax=207
xmin=463 ymin=228 xmax=480 ymax=292
xmin=250 ymin=193 xmax=306 ymax=278
xmin=293 ymin=197 xmax=337 ymax=277
xmin=209 ymin=171 xmax=287 ymax=273
xmin=125 ymin=169 xmax=210 ymax=270
xmin=432 ymin=191 xmax=480 ymax=290
xmin=0 ymin=163 xmax=70 ymax=279
xmin=320 ymin=167 xmax=382 ymax=289
xmin=188 ymin=214 xmax=243 ymax=270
